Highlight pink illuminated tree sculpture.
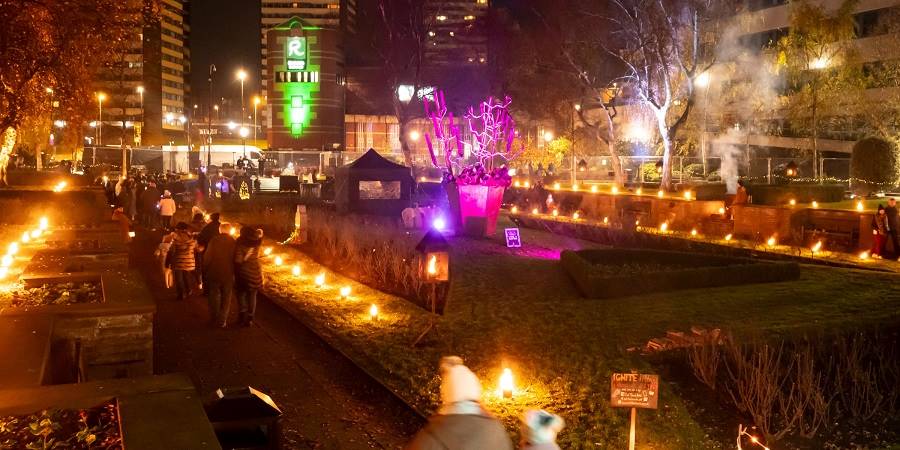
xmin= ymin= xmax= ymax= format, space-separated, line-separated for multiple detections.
xmin=423 ymin=90 xmax=464 ymax=178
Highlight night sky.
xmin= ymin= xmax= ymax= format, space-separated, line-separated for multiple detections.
xmin=189 ymin=0 xmax=260 ymax=120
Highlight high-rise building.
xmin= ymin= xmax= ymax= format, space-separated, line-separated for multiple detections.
xmin=93 ymin=0 xmax=190 ymax=147
xmin=424 ymin=0 xmax=490 ymax=66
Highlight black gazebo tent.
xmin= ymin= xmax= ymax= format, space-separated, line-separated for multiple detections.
xmin=334 ymin=149 xmax=414 ymax=216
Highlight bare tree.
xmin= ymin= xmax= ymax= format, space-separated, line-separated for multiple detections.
xmin=607 ymin=0 xmax=718 ymax=190
xmin=374 ymin=0 xmax=433 ymax=167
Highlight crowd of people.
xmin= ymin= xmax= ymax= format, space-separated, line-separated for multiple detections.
xmin=156 ymin=212 xmax=266 ymax=327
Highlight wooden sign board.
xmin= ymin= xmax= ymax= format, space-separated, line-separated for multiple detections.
xmin=610 ymin=373 xmax=659 ymax=409
xmin=505 ymin=228 xmax=522 ymax=248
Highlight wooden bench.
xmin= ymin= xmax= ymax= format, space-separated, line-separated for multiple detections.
xmin=802 ymin=210 xmax=860 ymax=250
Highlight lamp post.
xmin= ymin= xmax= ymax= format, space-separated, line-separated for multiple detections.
xmin=43 ymin=87 xmax=54 ymax=171
xmin=809 ymin=56 xmax=829 ymax=183
xmin=97 ymin=92 xmax=106 ymax=147
xmin=236 ymin=69 xmax=247 ymax=157
xmin=252 ymin=96 xmax=261 ymax=143
xmin=207 ymin=64 xmax=216 ymax=171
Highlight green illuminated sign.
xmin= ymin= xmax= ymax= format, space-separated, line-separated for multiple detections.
xmin=286 ymin=37 xmax=307 ymax=71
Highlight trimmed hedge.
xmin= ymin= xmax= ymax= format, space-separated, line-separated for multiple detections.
xmin=561 ymin=248 xmax=800 ymax=299
xmin=747 ymin=183 xmax=845 ymax=205
xmin=850 ymin=136 xmax=900 ymax=196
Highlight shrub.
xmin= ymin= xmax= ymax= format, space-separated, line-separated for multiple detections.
xmin=850 ymin=136 xmax=900 ymax=196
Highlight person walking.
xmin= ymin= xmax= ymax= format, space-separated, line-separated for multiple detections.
xmin=140 ymin=181 xmax=160 ymax=229
xmin=203 ymin=223 xmax=237 ymax=327
xmin=168 ymin=222 xmax=197 ymax=301
xmin=234 ymin=226 xmax=264 ymax=327
xmin=871 ymin=205 xmax=890 ymax=259
xmin=158 ymin=190 xmax=177 ymax=231
xmin=519 ymin=410 xmax=565 ymax=450
xmin=197 ymin=212 xmax=221 ymax=250
xmin=405 ymin=356 xmax=512 ymax=450
xmin=886 ymin=198 xmax=900 ymax=259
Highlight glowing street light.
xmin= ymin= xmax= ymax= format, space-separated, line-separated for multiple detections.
xmin=409 ymin=130 xmax=421 ymax=141
xmin=96 ymin=92 xmax=106 ymax=146
xmin=543 ymin=130 xmax=554 ymax=142
xmin=695 ymin=71 xmax=711 ymax=88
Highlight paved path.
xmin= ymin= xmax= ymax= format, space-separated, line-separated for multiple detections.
xmin=134 ymin=232 xmax=422 ymax=449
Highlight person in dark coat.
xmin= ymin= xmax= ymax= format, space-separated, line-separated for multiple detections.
xmin=139 ymin=181 xmax=160 ymax=228
xmin=197 ymin=212 xmax=221 ymax=251
xmin=405 ymin=357 xmax=512 ymax=450
xmin=204 ymin=223 xmax=237 ymax=327
xmin=872 ymin=205 xmax=890 ymax=259
xmin=234 ymin=226 xmax=264 ymax=326
xmin=168 ymin=222 xmax=197 ymax=300
xmin=886 ymin=197 xmax=899 ymax=259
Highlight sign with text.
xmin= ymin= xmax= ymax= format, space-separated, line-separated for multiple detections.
xmin=610 ymin=373 xmax=659 ymax=409
xmin=505 ymin=228 xmax=522 ymax=248
xmin=286 ymin=36 xmax=307 ymax=71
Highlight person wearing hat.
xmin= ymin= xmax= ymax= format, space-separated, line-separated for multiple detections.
xmin=520 ymin=410 xmax=565 ymax=450
xmin=168 ymin=222 xmax=197 ymax=301
xmin=405 ymin=357 xmax=512 ymax=450
xmin=234 ymin=226 xmax=264 ymax=326
xmin=158 ymin=190 xmax=177 ymax=232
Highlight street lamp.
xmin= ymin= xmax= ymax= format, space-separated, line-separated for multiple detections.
xmin=253 ymin=96 xmax=261 ymax=143
xmin=96 ymin=92 xmax=106 ymax=146
xmin=236 ymin=68 xmax=247 ymax=157
xmin=809 ymin=56 xmax=829 ymax=182
xmin=543 ymin=130 xmax=554 ymax=142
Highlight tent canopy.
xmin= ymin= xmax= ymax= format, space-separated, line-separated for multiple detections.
xmin=334 ymin=149 xmax=414 ymax=216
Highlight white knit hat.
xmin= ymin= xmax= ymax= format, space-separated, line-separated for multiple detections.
xmin=439 ymin=356 xmax=482 ymax=405
xmin=522 ymin=409 xmax=565 ymax=445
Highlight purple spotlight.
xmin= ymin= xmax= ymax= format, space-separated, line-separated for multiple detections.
xmin=432 ymin=217 xmax=446 ymax=231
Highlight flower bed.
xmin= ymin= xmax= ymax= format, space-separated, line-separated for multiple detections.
xmin=0 ymin=277 xmax=103 ymax=309
xmin=561 ymin=249 xmax=801 ymax=299
xmin=0 ymin=398 xmax=121 ymax=449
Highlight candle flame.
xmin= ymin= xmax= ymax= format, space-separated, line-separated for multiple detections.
xmin=767 ymin=236 xmax=776 ymax=247
xmin=499 ymin=368 xmax=514 ymax=398
xmin=725 ymin=233 xmax=733 ymax=241
xmin=611 ymin=186 xmax=619 ymax=195
xmin=427 ymin=255 xmax=437 ymax=275
xmin=340 ymin=286 xmax=351 ymax=298
xmin=603 ymin=217 xmax=609 ymax=225
xmin=660 ymin=222 xmax=669 ymax=232
xmin=691 ymin=228 xmax=698 ymax=236
xmin=369 ymin=304 xmax=379 ymax=319
xmin=532 ymin=208 xmax=539 ymax=215
xmin=683 ymin=191 xmax=693 ymax=201
xmin=657 ymin=190 xmax=664 ymax=198
xmin=315 ymin=273 xmax=325 ymax=286
xmin=812 ymin=201 xmax=819 ymax=208
xmin=274 ymin=256 xmax=283 ymax=266
xmin=859 ymin=251 xmax=870 ymax=260
xmin=856 ymin=201 xmax=864 ymax=211
xmin=292 ymin=265 xmax=301 ymax=277
xmin=553 ymin=182 xmax=561 ymax=190
xmin=551 ymin=209 xmax=559 ymax=217
xmin=811 ymin=241 xmax=822 ymax=253
xmin=591 ymin=185 xmax=598 ymax=193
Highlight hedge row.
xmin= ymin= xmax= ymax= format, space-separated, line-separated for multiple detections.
xmin=747 ymin=183 xmax=845 ymax=205
xmin=561 ymin=249 xmax=801 ymax=299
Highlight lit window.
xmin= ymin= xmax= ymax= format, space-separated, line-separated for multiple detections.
xmin=449 ymin=31 xmax=454 ymax=36
xmin=428 ymin=31 xmax=435 ymax=37
xmin=436 ymin=15 xmax=447 ymax=21
xmin=464 ymin=15 xmax=475 ymax=20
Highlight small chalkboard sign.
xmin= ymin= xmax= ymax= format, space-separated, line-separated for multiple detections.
xmin=505 ymin=228 xmax=522 ymax=248
xmin=610 ymin=373 xmax=659 ymax=409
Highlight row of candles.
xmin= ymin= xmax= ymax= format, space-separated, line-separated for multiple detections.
xmin=261 ymin=245 xmax=380 ymax=320
xmin=513 ymin=181 xmax=697 ymax=201
xmin=0 ymin=217 xmax=50 ymax=281
xmin=513 ymin=206 xmax=874 ymax=262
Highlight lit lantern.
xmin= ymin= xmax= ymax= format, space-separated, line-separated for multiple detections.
xmin=1 ymin=255 xmax=12 ymax=267
xmin=725 ymin=233 xmax=733 ymax=242
xmin=551 ymin=209 xmax=559 ymax=217
xmin=811 ymin=241 xmax=823 ymax=253
xmin=553 ymin=182 xmax=561 ymax=190
xmin=514 ymin=180 xmax=521 ymax=187
xmin=572 ymin=184 xmax=579 ymax=191
xmin=511 ymin=206 xmax=518 ymax=214
xmin=603 ymin=217 xmax=609 ymax=225
xmin=416 ymin=229 xmax=450 ymax=283
xmin=859 ymin=251 xmax=870 ymax=260
xmin=611 ymin=186 xmax=619 ymax=195
xmin=292 ymin=265 xmax=301 ymax=277
xmin=30 ymin=229 xmax=41 ymax=238
xmin=369 ymin=304 xmax=379 ymax=319
xmin=657 ymin=190 xmax=664 ymax=198
xmin=789 ymin=199 xmax=796 ymax=206
xmin=691 ymin=228 xmax=698 ymax=236
xmin=856 ymin=201 xmax=864 ymax=212
xmin=315 ymin=273 xmax=325 ymax=287
xmin=499 ymin=368 xmax=514 ymax=399
xmin=591 ymin=185 xmax=598 ymax=193
xmin=21 ymin=232 xmax=30 ymax=244
xmin=718 ymin=207 xmax=726 ymax=215
xmin=572 ymin=212 xmax=580 ymax=220
xmin=39 ymin=217 xmax=49 ymax=230
xmin=636 ymin=188 xmax=643 ymax=195
xmin=7 ymin=242 xmax=18 ymax=256
xmin=767 ymin=236 xmax=776 ymax=247
xmin=263 ymin=247 xmax=273 ymax=256
xmin=128 ymin=231 xmax=135 ymax=238
xmin=683 ymin=191 xmax=693 ymax=201
xmin=274 ymin=256 xmax=283 ymax=266
xmin=229 ymin=227 xmax=237 ymax=236
xmin=660 ymin=222 xmax=669 ymax=232
xmin=524 ymin=181 xmax=530 ymax=188
xmin=531 ymin=208 xmax=539 ymax=215
xmin=811 ymin=201 xmax=819 ymax=208
xmin=340 ymin=286 xmax=351 ymax=299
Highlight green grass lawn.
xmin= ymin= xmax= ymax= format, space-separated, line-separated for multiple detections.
xmin=259 ymin=219 xmax=900 ymax=449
